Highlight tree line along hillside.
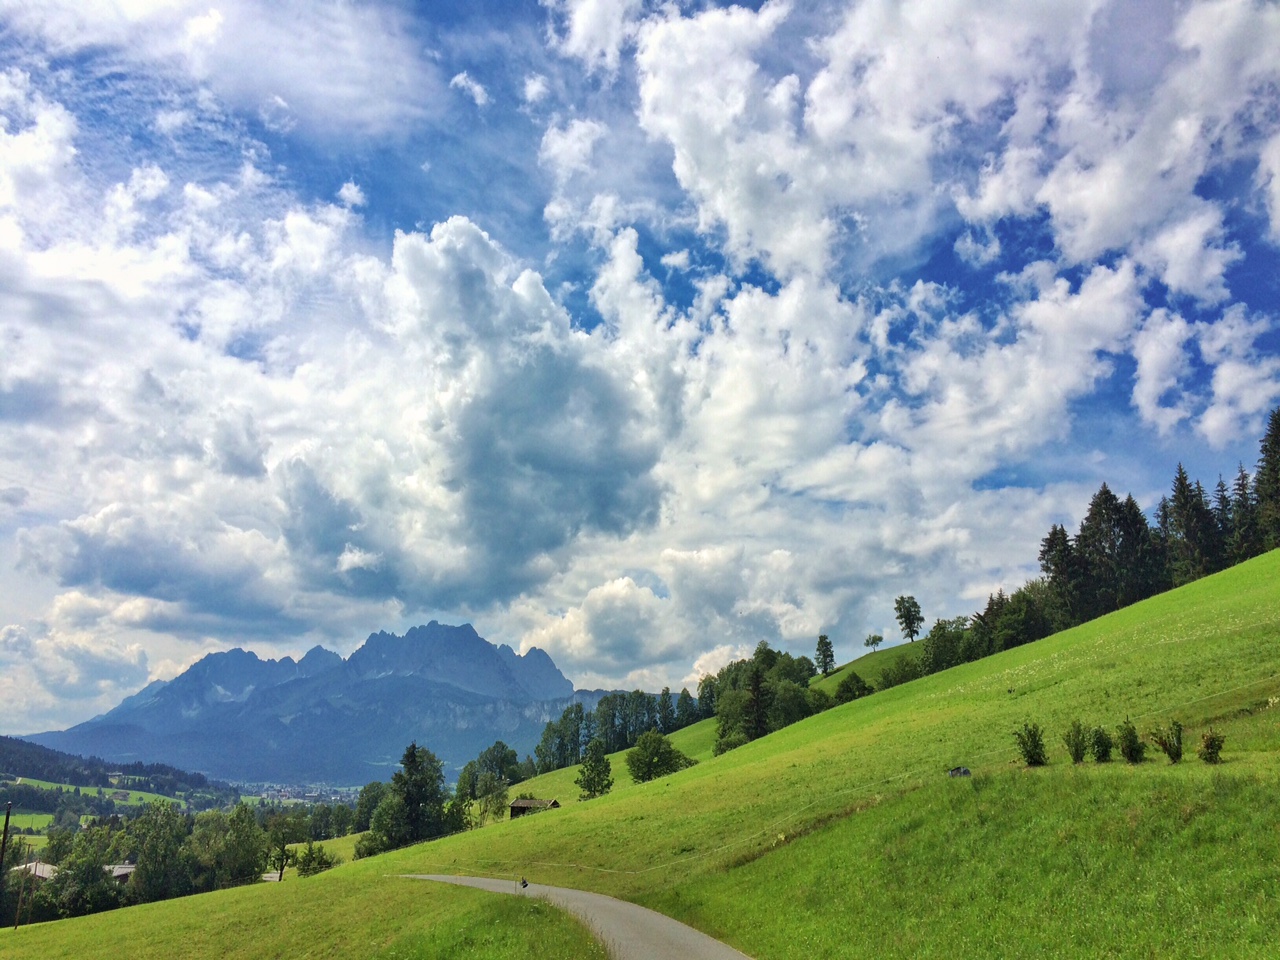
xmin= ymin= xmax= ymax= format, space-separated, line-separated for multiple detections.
xmin=695 ymin=406 xmax=1280 ymax=754
xmin=0 ymin=736 xmax=235 ymax=802
xmin=521 ymin=409 xmax=1280 ymax=770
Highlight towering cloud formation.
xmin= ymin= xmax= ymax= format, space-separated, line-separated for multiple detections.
xmin=1 ymin=0 xmax=1278 ymax=733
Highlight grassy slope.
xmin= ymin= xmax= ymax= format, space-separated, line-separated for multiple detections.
xmin=1 ymin=865 xmax=605 ymax=960
xmin=809 ymin=639 xmax=920 ymax=695
xmin=504 ymin=713 xmax=719 ymax=804
xmin=15 ymin=778 xmax=175 ymax=807
xmin=5 ymin=551 xmax=1278 ymax=958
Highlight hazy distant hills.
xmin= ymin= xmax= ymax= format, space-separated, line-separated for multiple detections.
xmin=26 ymin=622 xmax=597 ymax=785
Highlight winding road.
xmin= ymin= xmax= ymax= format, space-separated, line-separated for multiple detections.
xmin=406 ymin=874 xmax=753 ymax=960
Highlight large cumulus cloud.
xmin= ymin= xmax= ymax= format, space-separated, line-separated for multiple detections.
xmin=2 ymin=0 xmax=1279 ymax=733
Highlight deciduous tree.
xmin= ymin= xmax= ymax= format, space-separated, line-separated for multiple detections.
xmin=894 ymin=595 xmax=924 ymax=642
xmin=625 ymin=731 xmax=696 ymax=784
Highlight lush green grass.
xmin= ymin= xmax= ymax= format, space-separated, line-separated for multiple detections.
xmin=810 ymin=639 xmax=921 ymax=695
xmin=7 ymin=812 xmax=53 ymax=831
xmin=14 ymin=778 xmax=176 ymax=807
xmin=5 ymin=550 xmax=1278 ymax=958
xmin=505 ymin=714 xmax=719 ymax=810
xmin=2 ymin=863 xmax=605 ymax=959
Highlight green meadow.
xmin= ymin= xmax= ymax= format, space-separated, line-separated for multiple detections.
xmin=13 ymin=778 xmax=176 ymax=807
xmin=808 ymin=638 xmax=922 ymax=696
xmin=6 ymin=813 xmax=53 ymax=831
xmin=4 ymin=550 xmax=1278 ymax=959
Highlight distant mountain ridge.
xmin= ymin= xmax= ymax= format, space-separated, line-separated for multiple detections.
xmin=27 ymin=622 xmax=591 ymax=784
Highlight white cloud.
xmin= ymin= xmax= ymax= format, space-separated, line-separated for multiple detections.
xmin=542 ymin=0 xmax=644 ymax=75
xmin=524 ymin=73 xmax=550 ymax=104
xmin=450 ymin=72 xmax=490 ymax=108
xmin=0 ymin=0 xmax=444 ymax=136
xmin=1132 ymin=308 xmax=1194 ymax=434
xmin=1259 ymin=132 xmax=1280 ymax=244
xmin=3 ymin=0 xmax=1280 ymax=731
xmin=337 ymin=181 xmax=366 ymax=208
xmin=954 ymin=228 xmax=1001 ymax=268
xmin=1194 ymin=306 xmax=1280 ymax=446
xmin=539 ymin=119 xmax=607 ymax=184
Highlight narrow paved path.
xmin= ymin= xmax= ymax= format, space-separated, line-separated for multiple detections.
xmin=405 ymin=874 xmax=753 ymax=960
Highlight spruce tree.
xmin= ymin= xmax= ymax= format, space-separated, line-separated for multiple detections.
xmin=657 ymin=687 xmax=676 ymax=734
xmin=815 ymin=634 xmax=835 ymax=676
xmin=1257 ymin=406 xmax=1280 ymax=549
xmin=1168 ymin=464 xmax=1216 ymax=586
xmin=575 ymin=738 xmax=613 ymax=800
xmin=1229 ymin=464 xmax=1260 ymax=562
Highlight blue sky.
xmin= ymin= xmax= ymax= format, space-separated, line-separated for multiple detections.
xmin=2 ymin=0 xmax=1279 ymax=733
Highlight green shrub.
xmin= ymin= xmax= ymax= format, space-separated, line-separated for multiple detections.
xmin=1089 ymin=725 xmax=1113 ymax=762
xmin=713 ymin=731 xmax=749 ymax=756
xmin=1062 ymin=720 xmax=1088 ymax=764
xmin=1197 ymin=728 xmax=1226 ymax=764
xmin=806 ymin=687 xmax=834 ymax=713
xmin=834 ymin=670 xmax=872 ymax=704
xmin=626 ymin=730 xmax=697 ymax=783
xmin=878 ymin=654 xmax=923 ymax=690
xmin=1013 ymin=722 xmax=1048 ymax=766
xmin=1117 ymin=718 xmax=1145 ymax=764
xmin=1148 ymin=719 xmax=1183 ymax=763
xmin=295 ymin=840 xmax=340 ymax=877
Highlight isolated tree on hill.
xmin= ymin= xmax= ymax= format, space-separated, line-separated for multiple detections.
xmin=625 ymin=731 xmax=696 ymax=784
xmin=894 ymin=595 xmax=924 ymax=642
xmin=815 ymin=635 xmax=835 ymax=676
xmin=864 ymin=633 xmax=883 ymax=652
xmin=575 ymin=737 xmax=613 ymax=800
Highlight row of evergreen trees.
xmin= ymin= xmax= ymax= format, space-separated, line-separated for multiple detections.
xmin=972 ymin=406 xmax=1280 ymax=662
xmin=873 ymin=406 xmax=1280 ymax=684
xmin=532 ymin=686 xmax=705 ymax=775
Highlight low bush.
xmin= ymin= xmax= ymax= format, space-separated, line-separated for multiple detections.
xmin=1013 ymin=722 xmax=1048 ymax=767
xmin=1197 ymin=728 xmax=1226 ymax=764
xmin=1062 ymin=720 xmax=1088 ymax=764
xmin=878 ymin=654 xmax=923 ymax=690
xmin=834 ymin=670 xmax=872 ymax=704
xmin=1117 ymin=718 xmax=1145 ymax=764
xmin=295 ymin=840 xmax=340 ymax=877
xmin=1089 ymin=725 xmax=1113 ymax=763
xmin=1148 ymin=719 xmax=1183 ymax=763
xmin=713 ymin=731 xmax=749 ymax=756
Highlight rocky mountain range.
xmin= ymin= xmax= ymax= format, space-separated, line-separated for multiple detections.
xmin=26 ymin=622 xmax=597 ymax=785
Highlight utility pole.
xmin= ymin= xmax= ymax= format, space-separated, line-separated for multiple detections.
xmin=0 ymin=801 xmax=11 ymax=919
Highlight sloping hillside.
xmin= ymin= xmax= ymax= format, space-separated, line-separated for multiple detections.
xmin=6 ymin=551 xmax=1278 ymax=959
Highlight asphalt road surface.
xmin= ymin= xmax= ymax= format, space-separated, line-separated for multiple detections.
xmin=407 ymin=874 xmax=753 ymax=960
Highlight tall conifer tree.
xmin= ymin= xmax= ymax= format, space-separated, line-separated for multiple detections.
xmin=1257 ymin=407 xmax=1280 ymax=549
